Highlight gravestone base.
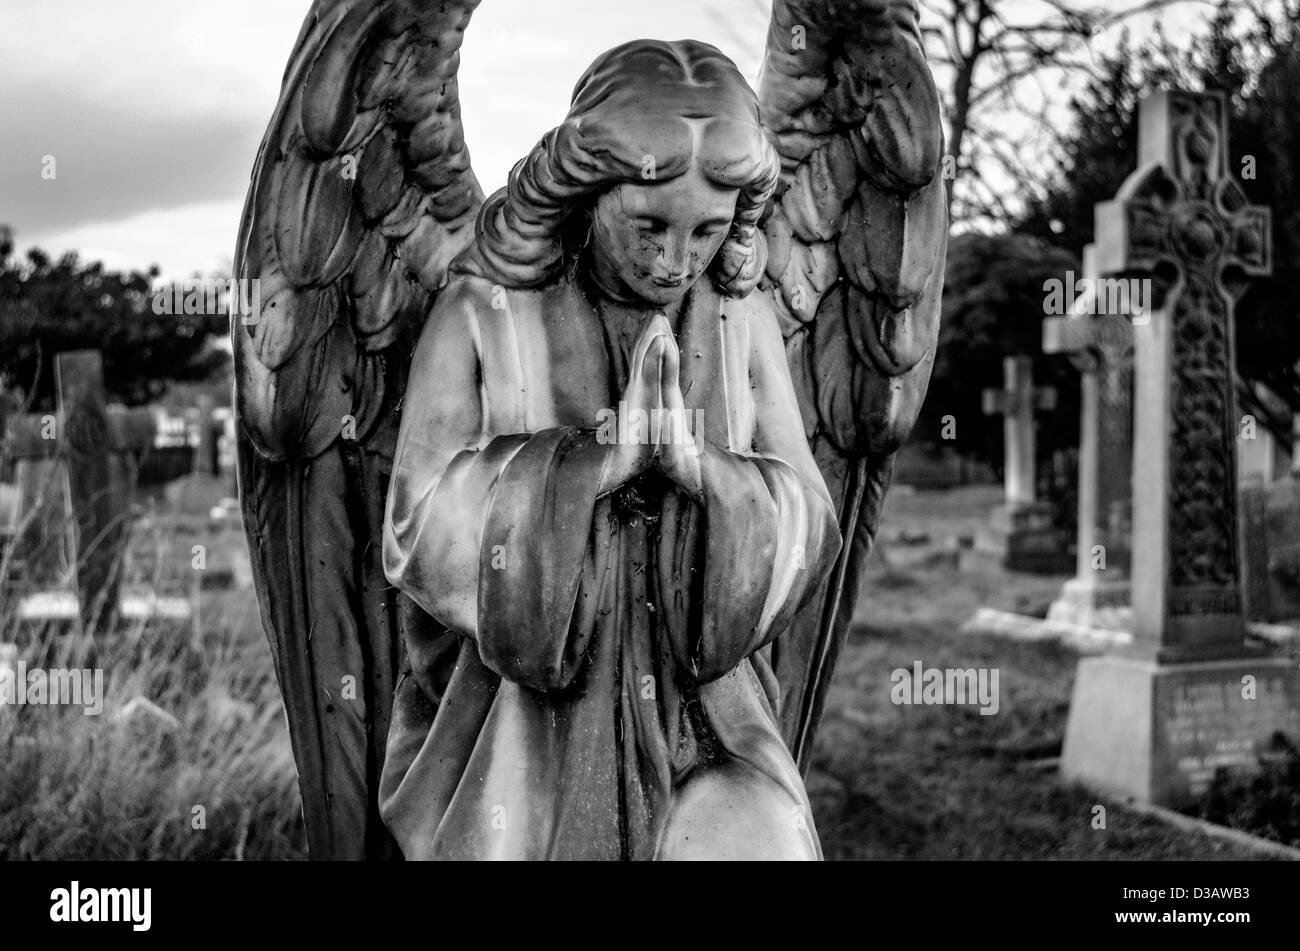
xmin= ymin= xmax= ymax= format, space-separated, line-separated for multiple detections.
xmin=1047 ymin=577 xmax=1133 ymax=631
xmin=975 ymin=503 xmax=1073 ymax=574
xmin=1061 ymin=652 xmax=1300 ymax=808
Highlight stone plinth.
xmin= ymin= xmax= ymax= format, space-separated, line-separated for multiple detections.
xmin=1046 ymin=576 xmax=1133 ymax=631
xmin=975 ymin=502 xmax=1071 ymax=574
xmin=1059 ymin=90 xmax=1295 ymax=809
xmin=1062 ymin=654 xmax=1300 ymax=807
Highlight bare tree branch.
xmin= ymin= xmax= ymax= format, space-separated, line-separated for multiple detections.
xmin=925 ymin=0 xmax=1221 ymax=225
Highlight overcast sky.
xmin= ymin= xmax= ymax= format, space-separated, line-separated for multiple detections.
xmin=0 ymin=0 xmax=771 ymax=279
xmin=0 ymin=0 xmax=1210 ymax=279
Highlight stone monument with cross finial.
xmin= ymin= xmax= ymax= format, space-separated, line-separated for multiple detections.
xmin=3 ymin=351 xmax=154 ymax=628
xmin=976 ymin=355 xmax=1062 ymax=571
xmin=1061 ymin=91 xmax=1300 ymax=807
xmin=1043 ymin=244 xmax=1137 ymax=630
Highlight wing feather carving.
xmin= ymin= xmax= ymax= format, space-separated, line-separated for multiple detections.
xmin=232 ymin=0 xmax=484 ymax=859
xmin=756 ymin=0 xmax=947 ymax=766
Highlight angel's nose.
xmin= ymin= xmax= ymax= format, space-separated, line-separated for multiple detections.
xmin=657 ymin=233 xmax=690 ymax=277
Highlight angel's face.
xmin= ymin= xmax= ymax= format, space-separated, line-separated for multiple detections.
xmin=588 ymin=164 xmax=738 ymax=308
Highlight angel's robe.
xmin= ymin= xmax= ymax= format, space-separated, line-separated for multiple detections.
xmin=379 ymin=267 xmax=841 ymax=860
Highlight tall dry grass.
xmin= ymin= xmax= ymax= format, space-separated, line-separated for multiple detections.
xmin=0 ymin=494 xmax=305 ymax=860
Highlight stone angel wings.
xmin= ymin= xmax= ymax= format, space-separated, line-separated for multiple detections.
xmin=233 ymin=0 xmax=945 ymax=859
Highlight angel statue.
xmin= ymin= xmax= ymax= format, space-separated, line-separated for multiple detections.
xmin=233 ymin=0 xmax=945 ymax=860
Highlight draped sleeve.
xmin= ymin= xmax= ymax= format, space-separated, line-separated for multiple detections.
xmin=382 ymin=277 xmax=606 ymax=692
xmin=658 ymin=298 xmax=841 ymax=683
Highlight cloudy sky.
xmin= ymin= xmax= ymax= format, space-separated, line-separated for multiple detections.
xmin=0 ymin=0 xmax=772 ymax=279
xmin=1 ymin=0 xmax=1210 ymax=280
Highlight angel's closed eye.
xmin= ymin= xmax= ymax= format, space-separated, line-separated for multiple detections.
xmin=635 ymin=217 xmax=668 ymax=234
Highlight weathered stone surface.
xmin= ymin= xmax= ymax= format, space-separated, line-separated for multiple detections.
xmin=978 ymin=356 xmax=1067 ymax=572
xmin=1044 ymin=242 xmax=1136 ymax=622
xmin=982 ymin=355 xmax=1055 ymax=507
xmin=1062 ymin=654 xmax=1300 ymax=807
xmin=4 ymin=352 xmax=155 ymax=626
xmin=235 ymin=0 xmax=950 ymax=860
xmin=1257 ymin=478 xmax=1300 ymax=619
xmin=1061 ymin=91 xmax=1292 ymax=809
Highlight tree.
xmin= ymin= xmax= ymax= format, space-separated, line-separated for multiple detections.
xmin=1232 ymin=9 xmax=1300 ymax=407
xmin=920 ymin=0 xmax=1212 ymax=223
xmin=0 ymin=231 xmax=229 ymax=411
xmin=1018 ymin=0 xmax=1300 ymax=407
xmin=918 ymin=232 xmax=1080 ymax=475
xmin=1016 ymin=34 xmax=1189 ymax=245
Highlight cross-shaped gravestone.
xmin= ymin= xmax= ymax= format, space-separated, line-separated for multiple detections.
xmin=1062 ymin=91 xmax=1298 ymax=808
xmin=976 ymin=355 xmax=1064 ymax=572
xmin=1096 ymin=92 xmax=1271 ymax=656
xmin=4 ymin=351 xmax=154 ymax=627
xmin=1043 ymin=244 xmax=1136 ymax=628
xmin=981 ymin=355 xmax=1056 ymax=507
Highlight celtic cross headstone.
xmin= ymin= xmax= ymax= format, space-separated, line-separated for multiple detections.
xmin=1061 ymin=91 xmax=1299 ymax=807
xmin=1043 ymin=244 xmax=1136 ymax=629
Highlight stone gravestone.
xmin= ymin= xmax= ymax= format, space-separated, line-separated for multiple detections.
xmin=1241 ymin=468 xmax=1300 ymax=622
xmin=1237 ymin=424 xmax=1287 ymax=484
xmin=165 ymin=398 xmax=230 ymax=518
xmin=1264 ymin=477 xmax=1300 ymax=620
xmin=976 ymin=355 xmax=1063 ymax=571
xmin=1238 ymin=396 xmax=1300 ymax=622
xmin=4 ymin=351 xmax=155 ymax=627
xmin=1238 ymin=474 xmax=1273 ymax=620
xmin=1044 ymin=243 xmax=1136 ymax=629
xmin=3 ymin=428 xmax=76 ymax=601
xmin=1062 ymin=91 xmax=1300 ymax=808
xmin=1236 ymin=380 xmax=1290 ymax=485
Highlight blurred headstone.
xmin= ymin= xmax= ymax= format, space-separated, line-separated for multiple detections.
xmin=1236 ymin=381 xmax=1290 ymax=484
xmin=4 ymin=352 xmax=155 ymax=626
xmin=893 ymin=443 xmax=996 ymax=488
xmin=1243 ymin=476 xmax=1300 ymax=622
xmin=1043 ymin=244 xmax=1136 ymax=629
xmin=1239 ymin=475 xmax=1273 ymax=620
xmin=167 ymin=399 xmax=231 ymax=518
xmin=975 ymin=355 xmax=1068 ymax=572
xmin=1061 ymin=91 xmax=1300 ymax=808
xmin=7 ymin=422 xmax=80 ymax=605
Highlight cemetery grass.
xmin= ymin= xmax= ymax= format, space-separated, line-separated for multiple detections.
xmin=0 ymin=508 xmax=306 ymax=860
xmin=0 ymin=484 xmax=1281 ymax=860
xmin=809 ymin=486 xmax=1275 ymax=861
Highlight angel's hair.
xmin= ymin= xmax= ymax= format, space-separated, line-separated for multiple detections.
xmin=455 ymin=38 xmax=781 ymax=296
